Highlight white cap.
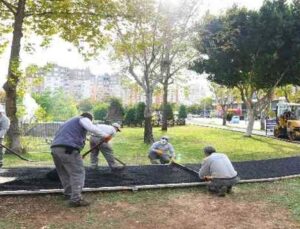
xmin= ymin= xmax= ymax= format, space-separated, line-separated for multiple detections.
xmin=161 ymin=136 xmax=169 ymax=141
xmin=112 ymin=123 xmax=121 ymax=132
xmin=0 ymin=105 xmax=5 ymax=113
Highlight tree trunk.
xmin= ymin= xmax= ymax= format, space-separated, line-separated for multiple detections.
xmin=245 ymin=107 xmax=255 ymax=137
xmin=144 ymin=92 xmax=154 ymax=144
xmin=3 ymin=0 xmax=26 ymax=152
xmin=222 ymin=105 xmax=227 ymax=126
xmin=260 ymin=111 xmax=266 ymax=131
xmin=161 ymin=82 xmax=168 ymax=131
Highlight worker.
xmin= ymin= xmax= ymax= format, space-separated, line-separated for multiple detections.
xmin=0 ymin=105 xmax=10 ymax=168
xmin=51 ymin=112 xmax=110 ymax=207
xmin=148 ymin=136 xmax=175 ymax=164
xmin=199 ymin=146 xmax=239 ymax=197
xmin=90 ymin=123 xmax=124 ymax=171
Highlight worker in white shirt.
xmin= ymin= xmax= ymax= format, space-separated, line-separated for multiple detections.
xmin=89 ymin=123 xmax=123 ymax=172
xmin=199 ymin=146 xmax=240 ymax=197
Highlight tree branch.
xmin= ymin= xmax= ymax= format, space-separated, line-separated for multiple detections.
xmin=24 ymin=10 xmax=113 ymax=18
xmin=0 ymin=0 xmax=17 ymax=15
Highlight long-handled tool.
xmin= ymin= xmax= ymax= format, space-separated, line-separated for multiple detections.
xmin=113 ymin=156 xmax=126 ymax=166
xmin=170 ymin=159 xmax=199 ymax=177
xmin=81 ymin=138 xmax=107 ymax=159
xmin=0 ymin=143 xmax=35 ymax=162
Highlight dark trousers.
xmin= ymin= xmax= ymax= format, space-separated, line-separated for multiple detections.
xmin=148 ymin=150 xmax=170 ymax=164
xmin=208 ymin=176 xmax=240 ymax=193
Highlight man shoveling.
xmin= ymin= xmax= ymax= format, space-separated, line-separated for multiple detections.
xmin=89 ymin=123 xmax=124 ymax=172
xmin=148 ymin=136 xmax=175 ymax=164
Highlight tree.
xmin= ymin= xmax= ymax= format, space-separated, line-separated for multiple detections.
xmin=210 ymin=83 xmax=240 ymax=125
xmin=49 ymin=90 xmax=78 ymax=121
xmin=275 ymin=85 xmax=300 ymax=103
xmin=33 ymin=89 xmax=78 ymax=121
xmin=114 ymin=0 xmax=161 ymax=143
xmin=178 ymin=104 xmax=187 ymax=119
xmin=124 ymin=106 xmax=137 ymax=126
xmin=160 ymin=103 xmax=174 ymax=121
xmin=192 ymin=1 xmax=300 ymax=136
xmin=157 ymin=0 xmax=199 ymax=131
xmin=135 ymin=102 xmax=145 ymax=127
xmin=0 ymin=0 xmax=115 ymax=151
xmin=106 ymin=98 xmax=124 ymax=123
xmin=199 ymin=96 xmax=213 ymax=114
xmin=93 ymin=103 xmax=108 ymax=121
xmin=77 ymin=99 xmax=93 ymax=113
xmin=32 ymin=90 xmax=52 ymax=114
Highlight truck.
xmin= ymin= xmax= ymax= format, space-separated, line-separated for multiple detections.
xmin=274 ymin=102 xmax=300 ymax=140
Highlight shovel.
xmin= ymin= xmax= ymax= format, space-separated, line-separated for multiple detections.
xmin=0 ymin=143 xmax=35 ymax=162
xmin=170 ymin=159 xmax=199 ymax=177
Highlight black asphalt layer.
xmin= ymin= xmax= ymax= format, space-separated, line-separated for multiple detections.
xmin=1 ymin=156 xmax=300 ymax=191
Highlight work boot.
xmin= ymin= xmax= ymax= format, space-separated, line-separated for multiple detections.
xmin=150 ymin=159 xmax=160 ymax=164
xmin=227 ymin=186 xmax=233 ymax=194
xmin=217 ymin=186 xmax=227 ymax=197
xmin=69 ymin=199 xmax=90 ymax=207
xmin=63 ymin=194 xmax=71 ymax=200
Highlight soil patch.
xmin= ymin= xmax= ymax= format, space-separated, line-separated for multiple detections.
xmin=0 ymin=191 xmax=299 ymax=229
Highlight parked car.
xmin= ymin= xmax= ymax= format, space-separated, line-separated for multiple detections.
xmin=230 ymin=116 xmax=240 ymax=124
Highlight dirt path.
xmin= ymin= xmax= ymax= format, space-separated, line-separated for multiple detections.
xmin=0 ymin=190 xmax=298 ymax=229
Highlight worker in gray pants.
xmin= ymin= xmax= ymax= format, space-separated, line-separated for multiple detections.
xmin=90 ymin=123 xmax=123 ymax=171
xmin=0 ymin=105 xmax=10 ymax=168
xmin=199 ymin=146 xmax=240 ymax=197
xmin=51 ymin=112 xmax=110 ymax=207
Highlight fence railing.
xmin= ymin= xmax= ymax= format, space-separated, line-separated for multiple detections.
xmin=20 ymin=122 xmax=63 ymax=138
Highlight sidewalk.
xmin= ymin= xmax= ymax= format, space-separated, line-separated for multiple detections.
xmin=186 ymin=117 xmax=268 ymax=137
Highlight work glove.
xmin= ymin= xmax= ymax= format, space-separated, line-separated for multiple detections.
xmin=155 ymin=149 xmax=163 ymax=155
xmin=203 ymin=176 xmax=213 ymax=181
xmin=104 ymin=135 xmax=112 ymax=143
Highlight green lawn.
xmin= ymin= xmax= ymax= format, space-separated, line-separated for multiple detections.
xmin=3 ymin=125 xmax=300 ymax=167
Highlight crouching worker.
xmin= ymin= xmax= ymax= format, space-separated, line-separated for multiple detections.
xmin=148 ymin=136 xmax=175 ymax=164
xmin=90 ymin=123 xmax=124 ymax=172
xmin=51 ymin=112 xmax=110 ymax=207
xmin=199 ymin=146 xmax=240 ymax=197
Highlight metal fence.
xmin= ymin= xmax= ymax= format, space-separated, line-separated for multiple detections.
xmin=20 ymin=122 xmax=63 ymax=138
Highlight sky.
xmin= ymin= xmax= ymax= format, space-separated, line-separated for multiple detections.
xmin=0 ymin=0 xmax=264 ymax=87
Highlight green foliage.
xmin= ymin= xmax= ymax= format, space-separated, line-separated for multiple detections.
xmin=187 ymin=104 xmax=201 ymax=114
xmin=34 ymin=106 xmax=50 ymax=122
xmin=93 ymin=103 xmax=108 ymax=121
xmin=32 ymin=90 xmax=52 ymax=113
xmin=77 ymin=98 xmax=93 ymax=112
xmin=192 ymin=0 xmax=300 ymax=95
xmin=199 ymin=97 xmax=213 ymax=111
xmin=106 ymin=97 xmax=124 ymax=122
xmin=161 ymin=103 xmax=174 ymax=120
xmin=48 ymin=90 xmax=78 ymax=121
xmin=124 ymin=106 xmax=137 ymax=126
xmin=275 ymin=85 xmax=300 ymax=103
xmin=178 ymin=105 xmax=187 ymax=119
xmin=135 ymin=102 xmax=145 ymax=125
xmin=33 ymin=89 xmax=78 ymax=121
